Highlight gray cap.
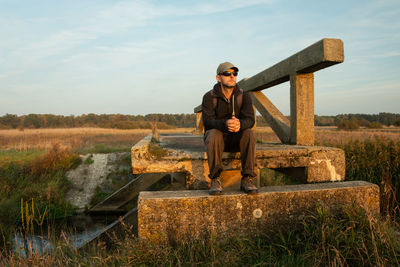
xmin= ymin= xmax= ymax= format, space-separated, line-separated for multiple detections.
xmin=216 ymin=62 xmax=239 ymax=74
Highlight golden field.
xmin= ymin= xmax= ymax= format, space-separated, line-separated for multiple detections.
xmin=255 ymin=126 xmax=400 ymax=144
xmin=0 ymin=127 xmax=194 ymax=152
xmin=1 ymin=126 xmax=399 ymax=152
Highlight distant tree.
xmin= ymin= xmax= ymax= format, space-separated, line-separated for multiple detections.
xmin=0 ymin=123 xmax=10 ymax=129
xmin=337 ymin=120 xmax=359 ymax=131
xmin=357 ymin=118 xmax=371 ymax=127
xmin=0 ymin=114 xmax=20 ymax=128
xmin=315 ymin=115 xmax=335 ymax=126
xmin=23 ymin=114 xmax=41 ymax=128
xmin=366 ymin=121 xmax=383 ymax=129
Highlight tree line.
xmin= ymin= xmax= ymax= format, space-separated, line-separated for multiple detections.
xmin=315 ymin=113 xmax=400 ymax=130
xmin=0 ymin=113 xmax=197 ymax=130
xmin=0 ymin=112 xmax=399 ymax=130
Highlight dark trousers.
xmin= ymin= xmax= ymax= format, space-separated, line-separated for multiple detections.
xmin=204 ymin=128 xmax=256 ymax=179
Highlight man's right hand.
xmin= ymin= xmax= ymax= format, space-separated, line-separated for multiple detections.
xmin=226 ymin=117 xmax=240 ymax=132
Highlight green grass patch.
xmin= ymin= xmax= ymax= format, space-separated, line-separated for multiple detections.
xmin=0 ymin=149 xmax=45 ymax=166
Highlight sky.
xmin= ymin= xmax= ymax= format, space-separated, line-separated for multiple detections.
xmin=0 ymin=0 xmax=399 ymax=116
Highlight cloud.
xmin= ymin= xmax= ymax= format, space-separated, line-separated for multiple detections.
xmin=372 ymin=51 xmax=400 ymax=58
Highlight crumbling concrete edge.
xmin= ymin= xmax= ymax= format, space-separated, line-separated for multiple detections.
xmin=131 ymin=133 xmax=152 ymax=160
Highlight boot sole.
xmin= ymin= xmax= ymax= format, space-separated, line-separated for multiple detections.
xmin=209 ymin=190 xmax=222 ymax=196
xmin=240 ymin=186 xmax=258 ymax=194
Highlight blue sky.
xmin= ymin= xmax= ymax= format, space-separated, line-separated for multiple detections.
xmin=0 ymin=0 xmax=399 ymax=116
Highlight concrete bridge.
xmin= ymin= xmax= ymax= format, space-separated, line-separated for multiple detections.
xmin=82 ymin=38 xmax=379 ymax=246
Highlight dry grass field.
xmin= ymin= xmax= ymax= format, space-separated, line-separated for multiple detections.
xmin=1 ymin=126 xmax=399 ymax=152
xmin=0 ymin=127 xmax=194 ymax=152
xmin=255 ymin=126 xmax=400 ymax=144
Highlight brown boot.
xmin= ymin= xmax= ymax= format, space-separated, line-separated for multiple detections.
xmin=240 ymin=176 xmax=258 ymax=194
xmin=209 ymin=177 xmax=222 ymax=195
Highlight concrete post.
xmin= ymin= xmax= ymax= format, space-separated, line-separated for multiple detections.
xmin=290 ymin=73 xmax=314 ymax=145
xmin=196 ymin=112 xmax=204 ymax=133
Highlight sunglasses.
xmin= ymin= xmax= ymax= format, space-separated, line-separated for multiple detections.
xmin=220 ymin=71 xmax=238 ymax=77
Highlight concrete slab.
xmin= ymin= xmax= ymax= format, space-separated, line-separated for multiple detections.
xmin=137 ymin=181 xmax=379 ymax=243
xmin=131 ymin=133 xmax=345 ymax=188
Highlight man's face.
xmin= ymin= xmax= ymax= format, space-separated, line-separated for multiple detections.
xmin=216 ymin=68 xmax=237 ymax=88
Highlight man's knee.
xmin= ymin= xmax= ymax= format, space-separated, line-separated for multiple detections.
xmin=205 ymin=129 xmax=223 ymax=145
xmin=241 ymin=128 xmax=255 ymax=143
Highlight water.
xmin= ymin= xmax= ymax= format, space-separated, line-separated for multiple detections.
xmin=13 ymin=214 xmax=120 ymax=257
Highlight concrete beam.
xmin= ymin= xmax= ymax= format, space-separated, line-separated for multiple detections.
xmin=249 ymin=91 xmax=290 ymax=143
xmin=138 ymin=181 xmax=378 ymax=243
xmin=237 ymin=38 xmax=343 ymax=92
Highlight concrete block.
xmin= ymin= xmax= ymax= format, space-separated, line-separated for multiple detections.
xmin=138 ymin=181 xmax=379 ymax=243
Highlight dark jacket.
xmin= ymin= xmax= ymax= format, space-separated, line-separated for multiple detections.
xmin=202 ymin=83 xmax=255 ymax=133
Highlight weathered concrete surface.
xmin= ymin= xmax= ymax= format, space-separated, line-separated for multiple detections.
xmin=131 ymin=134 xmax=152 ymax=160
xmin=138 ymin=181 xmax=379 ymax=243
xmin=66 ymin=152 xmax=131 ymax=209
xmin=131 ymin=134 xmax=345 ymax=188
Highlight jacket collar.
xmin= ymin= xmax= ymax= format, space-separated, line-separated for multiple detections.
xmin=212 ymin=83 xmax=242 ymax=99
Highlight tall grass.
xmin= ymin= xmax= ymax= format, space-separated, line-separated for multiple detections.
xmin=316 ymin=136 xmax=400 ymax=217
xmin=1 ymin=204 xmax=399 ymax=266
xmin=0 ymin=144 xmax=81 ymax=249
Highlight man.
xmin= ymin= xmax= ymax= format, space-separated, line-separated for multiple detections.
xmin=202 ymin=62 xmax=258 ymax=195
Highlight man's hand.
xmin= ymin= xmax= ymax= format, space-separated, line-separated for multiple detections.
xmin=226 ymin=116 xmax=240 ymax=132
